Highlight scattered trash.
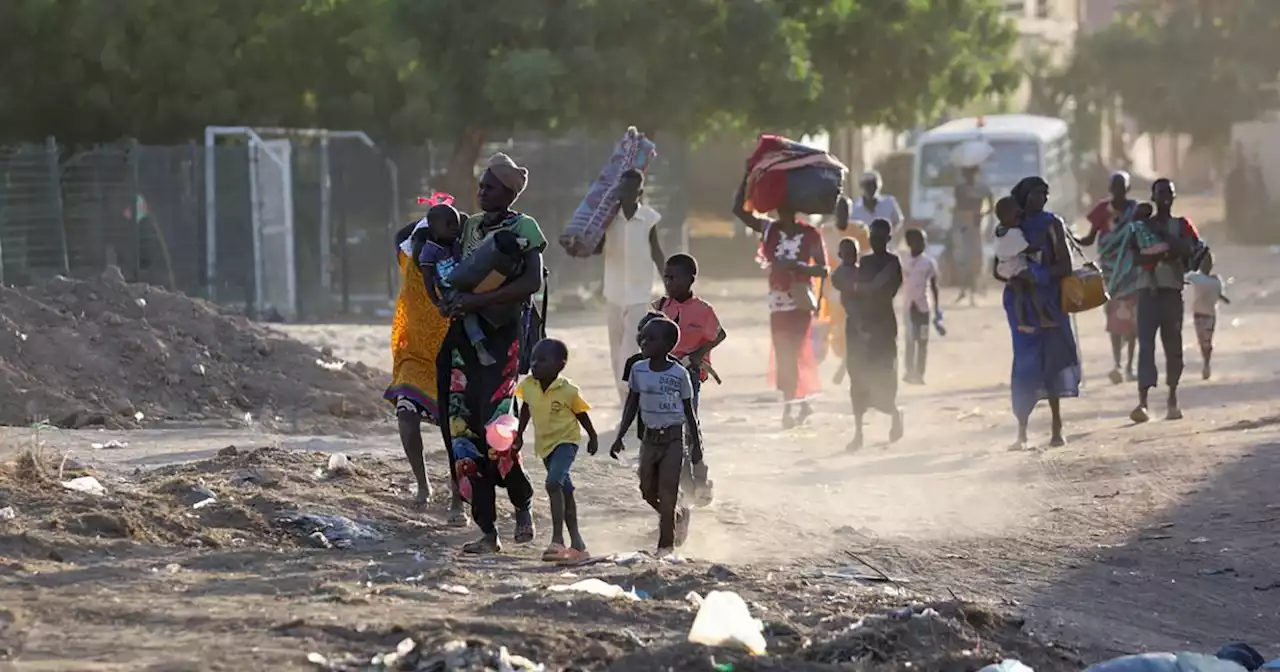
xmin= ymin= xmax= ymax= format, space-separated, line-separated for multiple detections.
xmin=326 ymin=453 xmax=351 ymax=475
xmin=608 ymin=551 xmax=650 ymax=566
xmin=686 ymin=591 xmax=705 ymax=607
xmin=191 ymin=363 xmax=206 ymax=377
xmin=436 ymin=583 xmax=470 ymax=595
xmin=1189 ymin=537 xmax=1209 ymax=544
xmin=232 ymin=467 xmax=283 ymax=487
xmin=192 ymin=497 xmax=217 ymax=509
xmin=980 ymin=661 xmax=1033 ymax=672
xmin=315 ymin=358 xmax=346 ymax=372
xmin=549 ymin=578 xmax=641 ymax=601
xmin=371 ymin=637 xmax=417 ymax=667
xmin=1086 ymin=652 xmax=1248 ymax=672
xmin=276 ymin=513 xmax=382 ymax=550
xmin=687 ymin=590 xmax=767 ymax=655
xmin=61 ymin=476 xmax=107 ymax=496
xmin=0 ymin=506 xmax=16 ymax=521
xmin=134 ymin=411 xmax=145 ymax=422
xmin=90 ymin=439 xmax=128 ymax=450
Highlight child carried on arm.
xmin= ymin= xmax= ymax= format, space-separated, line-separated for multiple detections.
xmin=993 ymin=196 xmax=1057 ymax=334
xmin=418 ymin=203 xmax=525 ymax=366
xmin=611 ymin=317 xmax=703 ymax=556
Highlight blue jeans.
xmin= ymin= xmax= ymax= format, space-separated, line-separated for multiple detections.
xmin=543 ymin=443 xmax=578 ymax=494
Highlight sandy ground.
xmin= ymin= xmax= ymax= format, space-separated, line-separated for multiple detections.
xmin=2 ymin=211 xmax=1278 ymax=668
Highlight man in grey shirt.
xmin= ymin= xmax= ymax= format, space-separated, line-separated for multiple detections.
xmin=611 ymin=318 xmax=703 ymax=554
xmin=1131 ymin=178 xmax=1203 ymax=424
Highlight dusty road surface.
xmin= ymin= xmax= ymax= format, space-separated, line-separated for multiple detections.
xmin=2 ymin=231 xmax=1278 ymax=669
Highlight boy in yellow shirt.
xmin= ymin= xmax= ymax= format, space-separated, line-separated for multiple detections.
xmin=514 ymin=338 xmax=599 ymax=562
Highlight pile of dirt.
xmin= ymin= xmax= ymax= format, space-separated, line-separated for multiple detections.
xmin=0 ymin=446 xmax=427 ymax=558
xmin=0 ymin=270 xmax=389 ymax=432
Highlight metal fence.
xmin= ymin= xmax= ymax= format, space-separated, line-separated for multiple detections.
xmin=0 ymin=132 xmax=691 ymax=320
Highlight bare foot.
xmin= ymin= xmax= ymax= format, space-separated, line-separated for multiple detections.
xmin=414 ymin=483 xmax=432 ymax=506
xmin=1049 ymin=434 xmax=1066 ymax=448
xmin=889 ymin=409 xmax=904 ymax=443
xmin=847 ymin=434 xmax=864 ymax=451
xmin=796 ymin=403 xmax=814 ymax=426
xmin=1108 ymin=368 xmax=1123 ymax=385
xmin=1202 ymin=363 xmax=1211 ymax=380
xmin=1166 ymin=404 xmax=1183 ymax=421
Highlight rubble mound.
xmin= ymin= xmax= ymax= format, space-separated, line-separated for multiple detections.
xmin=0 ymin=270 xmax=389 ymax=432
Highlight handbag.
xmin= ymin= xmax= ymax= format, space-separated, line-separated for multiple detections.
xmin=1058 ymin=225 xmax=1109 ymax=314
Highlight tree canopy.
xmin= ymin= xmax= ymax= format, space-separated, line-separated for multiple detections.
xmin=1072 ymin=0 xmax=1280 ymax=147
xmin=0 ymin=0 xmax=1020 ymax=162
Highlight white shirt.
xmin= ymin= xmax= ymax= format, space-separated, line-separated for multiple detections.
xmin=1186 ymin=272 xmax=1224 ymax=316
xmin=901 ymin=252 xmax=939 ymax=313
xmin=994 ymin=226 xmax=1030 ymax=279
xmin=848 ymin=195 xmax=904 ymax=230
xmin=602 ymin=204 xmax=661 ymax=306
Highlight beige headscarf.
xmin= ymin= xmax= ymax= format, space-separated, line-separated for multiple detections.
xmin=487 ymin=153 xmax=529 ymax=199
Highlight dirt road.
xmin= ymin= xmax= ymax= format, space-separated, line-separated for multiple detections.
xmin=2 ymin=234 xmax=1278 ymax=668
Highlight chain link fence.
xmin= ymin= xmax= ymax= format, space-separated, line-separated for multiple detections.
xmin=0 ymin=133 xmax=691 ymax=320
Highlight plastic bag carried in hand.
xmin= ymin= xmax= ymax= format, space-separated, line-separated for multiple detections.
xmin=687 ymin=590 xmax=767 ymax=655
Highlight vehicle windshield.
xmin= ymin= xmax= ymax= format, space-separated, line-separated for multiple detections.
xmin=916 ymin=139 xmax=1040 ymax=189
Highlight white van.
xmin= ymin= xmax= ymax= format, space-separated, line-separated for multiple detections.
xmin=909 ymin=114 xmax=1078 ymax=244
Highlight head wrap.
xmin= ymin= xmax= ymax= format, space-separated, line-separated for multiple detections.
xmin=859 ymin=170 xmax=882 ymax=187
xmin=1110 ymin=170 xmax=1131 ymax=189
xmin=486 ymin=153 xmax=529 ymax=199
xmin=1010 ymin=176 xmax=1049 ymax=210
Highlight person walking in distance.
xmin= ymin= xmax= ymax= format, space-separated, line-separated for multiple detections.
xmin=1185 ymin=250 xmax=1229 ymax=380
xmin=1130 ymin=179 xmax=1203 ymax=423
xmin=1078 ymin=171 xmax=1139 ymax=384
xmin=611 ymin=318 xmax=703 ymax=556
xmin=840 ymin=220 xmax=905 ymax=449
xmin=900 ymin=228 xmax=940 ymax=384
xmin=603 ymin=169 xmax=665 ymax=404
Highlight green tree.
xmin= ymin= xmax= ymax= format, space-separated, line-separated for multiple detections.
xmin=391 ymin=0 xmax=1019 ymax=192
xmin=1078 ymin=0 xmax=1280 ymax=148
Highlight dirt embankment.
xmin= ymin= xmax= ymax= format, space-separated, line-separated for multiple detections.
xmin=0 ymin=446 xmax=1081 ymax=670
xmin=0 ymin=270 xmax=390 ymax=433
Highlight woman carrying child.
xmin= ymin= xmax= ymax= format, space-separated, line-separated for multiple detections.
xmin=1078 ymin=171 xmax=1140 ymax=384
xmin=995 ymin=177 xmax=1081 ymax=450
xmin=437 ymin=153 xmax=546 ymax=554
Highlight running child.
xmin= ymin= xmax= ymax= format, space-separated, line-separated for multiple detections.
xmin=611 ymin=317 xmax=702 ymax=555
xmin=1185 ymin=249 xmax=1229 ymax=380
xmin=900 ymin=229 xmax=941 ymax=384
xmin=416 ymin=204 xmax=496 ymax=365
xmin=514 ymin=339 xmax=599 ymax=563
xmin=654 ymin=253 xmax=724 ymax=506
xmin=993 ymin=196 xmax=1056 ymax=333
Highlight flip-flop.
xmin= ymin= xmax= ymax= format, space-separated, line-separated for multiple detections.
xmin=541 ymin=543 xmax=569 ymax=562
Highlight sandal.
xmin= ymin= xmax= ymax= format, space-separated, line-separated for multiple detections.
xmin=462 ymin=534 xmax=501 ymax=555
xmin=541 ymin=543 xmax=569 ymax=562
xmin=556 ymin=548 xmax=591 ymax=565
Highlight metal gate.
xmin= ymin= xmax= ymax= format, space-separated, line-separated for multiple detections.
xmin=251 ymin=139 xmax=297 ymax=321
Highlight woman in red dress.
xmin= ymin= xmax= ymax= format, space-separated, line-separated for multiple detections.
xmin=733 ymin=177 xmax=830 ymax=428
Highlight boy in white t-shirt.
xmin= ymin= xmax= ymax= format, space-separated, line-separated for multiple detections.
xmin=901 ymin=229 xmax=941 ymax=385
xmin=1185 ymin=250 xmax=1229 ymax=380
xmin=601 ymin=169 xmax=665 ymax=404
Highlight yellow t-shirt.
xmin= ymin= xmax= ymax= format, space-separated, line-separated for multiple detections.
xmin=515 ymin=376 xmax=591 ymax=460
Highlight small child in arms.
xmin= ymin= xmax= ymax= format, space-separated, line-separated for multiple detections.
xmin=1185 ymin=249 xmax=1229 ymax=380
xmin=416 ymin=204 xmax=495 ymax=364
xmin=514 ymin=339 xmax=599 ymax=563
xmin=993 ymin=196 xmax=1056 ymax=333
xmin=612 ymin=318 xmax=703 ymax=556
xmin=1129 ymin=201 xmax=1166 ymax=256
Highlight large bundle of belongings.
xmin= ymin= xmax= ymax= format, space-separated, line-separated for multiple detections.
xmin=559 ymin=126 xmax=657 ymax=257
xmin=743 ymin=135 xmax=848 ymax=215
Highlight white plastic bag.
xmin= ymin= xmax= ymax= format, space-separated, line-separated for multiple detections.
xmin=61 ymin=476 xmax=106 ymax=496
xmin=548 ymin=578 xmax=639 ymax=601
xmin=981 ymin=661 xmax=1033 ymax=672
xmin=951 ymin=139 xmax=994 ymax=168
xmin=686 ymin=590 xmax=767 ymax=655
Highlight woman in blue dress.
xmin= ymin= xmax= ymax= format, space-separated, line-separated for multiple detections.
xmin=996 ymin=176 xmax=1081 ymax=449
